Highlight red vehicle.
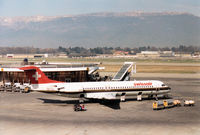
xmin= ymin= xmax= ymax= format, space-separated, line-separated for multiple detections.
xmin=74 ymin=104 xmax=87 ymax=111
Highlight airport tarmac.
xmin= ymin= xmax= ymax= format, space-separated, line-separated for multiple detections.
xmin=0 ymin=76 xmax=200 ymax=135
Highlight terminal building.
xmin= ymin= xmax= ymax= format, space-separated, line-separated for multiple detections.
xmin=0 ymin=59 xmax=104 ymax=85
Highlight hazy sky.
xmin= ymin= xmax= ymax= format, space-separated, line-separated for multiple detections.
xmin=0 ymin=0 xmax=199 ymax=16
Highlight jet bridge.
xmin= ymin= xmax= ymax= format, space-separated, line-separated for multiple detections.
xmin=112 ymin=62 xmax=136 ymax=81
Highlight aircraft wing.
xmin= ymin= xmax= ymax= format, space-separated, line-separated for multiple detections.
xmin=84 ymin=92 xmax=117 ymax=100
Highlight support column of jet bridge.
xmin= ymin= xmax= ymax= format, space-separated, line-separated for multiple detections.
xmin=112 ymin=62 xmax=136 ymax=81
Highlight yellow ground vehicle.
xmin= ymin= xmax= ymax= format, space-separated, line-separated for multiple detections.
xmin=163 ymin=99 xmax=174 ymax=108
xmin=152 ymin=100 xmax=164 ymax=110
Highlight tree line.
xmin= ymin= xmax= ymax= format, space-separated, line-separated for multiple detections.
xmin=0 ymin=45 xmax=199 ymax=56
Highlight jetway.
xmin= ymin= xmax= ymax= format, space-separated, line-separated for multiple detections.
xmin=88 ymin=67 xmax=105 ymax=75
xmin=112 ymin=62 xmax=136 ymax=81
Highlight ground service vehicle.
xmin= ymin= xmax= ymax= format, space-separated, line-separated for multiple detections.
xmin=163 ymin=99 xmax=174 ymax=108
xmin=153 ymin=100 xmax=164 ymax=110
xmin=74 ymin=104 xmax=87 ymax=111
xmin=173 ymin=100 xmax=181 ymax=106
xmin=184 ymin=100 xmax=195 ymax=106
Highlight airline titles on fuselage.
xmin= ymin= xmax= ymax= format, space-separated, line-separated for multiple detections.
xmin=83 ymin=82 xmax=154 ymax=91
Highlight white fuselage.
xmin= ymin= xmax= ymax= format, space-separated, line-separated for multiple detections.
xmin=29 ymin=80 xmax=170 ymax=99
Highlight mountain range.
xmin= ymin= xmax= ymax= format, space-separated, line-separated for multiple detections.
xmin=0 ymin=12 xmax=199 ymax=48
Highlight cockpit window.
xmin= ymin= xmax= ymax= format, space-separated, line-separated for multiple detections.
xmin=162 ymin=84 xmax=166 ymax=86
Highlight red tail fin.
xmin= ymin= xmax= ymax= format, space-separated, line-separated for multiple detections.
xmin=20 ymin=66 xmax=62 ymax=84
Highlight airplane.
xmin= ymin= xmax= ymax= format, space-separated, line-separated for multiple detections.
xmin=19 ymin=66 xmax=171 ymax=102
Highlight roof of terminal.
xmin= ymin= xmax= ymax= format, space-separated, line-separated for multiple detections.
xmin=0 ymin=62 xmax=103 ymax=72
xmin=1 ymin=67 xmax=88 ymax=72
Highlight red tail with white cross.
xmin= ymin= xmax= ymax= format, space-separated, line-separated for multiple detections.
xmin=20 ymin=66 xmax=62 ymax=84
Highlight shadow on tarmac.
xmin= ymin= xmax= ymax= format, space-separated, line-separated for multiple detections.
xmin=37 ymin=98 xmax=121 ymax=110
xmin=37 ymin=96 xmax=171 ymax=110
